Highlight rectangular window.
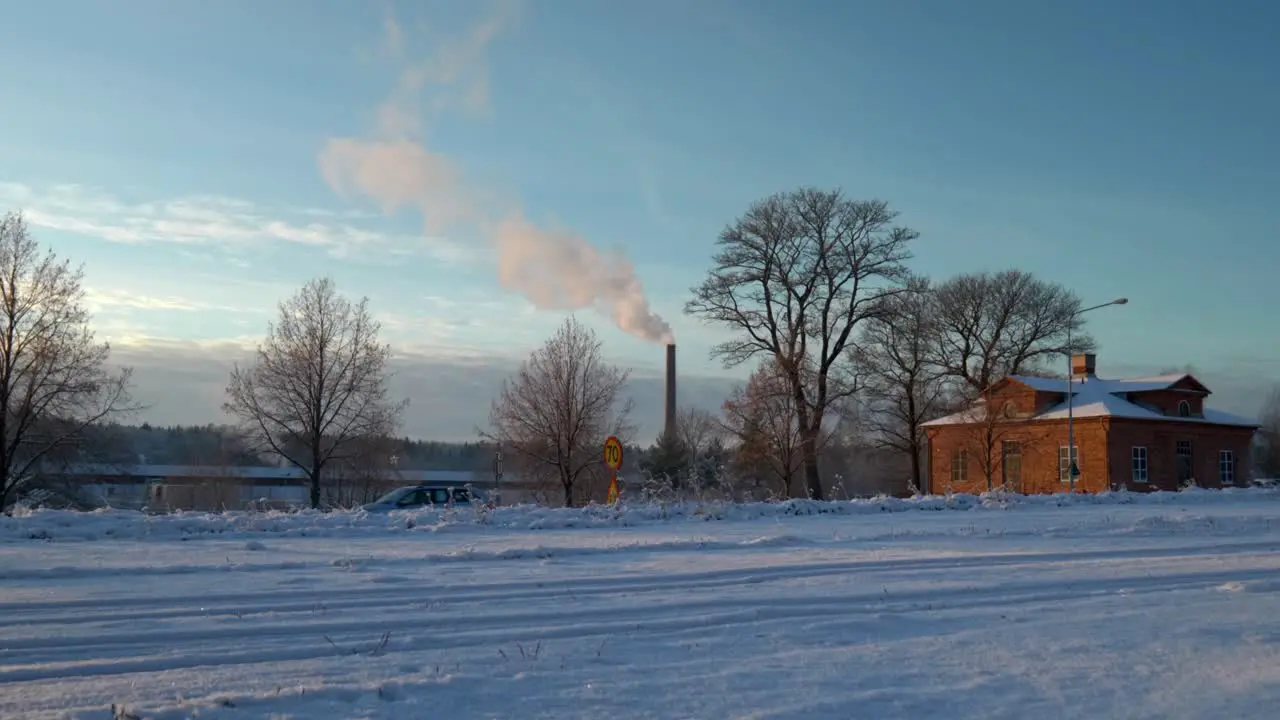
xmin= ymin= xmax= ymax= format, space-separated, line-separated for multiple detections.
xmin=1001 ymin=441 xmax=1022 ymax=490
xmin=1058 ymin=446 xmax=1079 ymax=483
xmin=1131 ymin=447 xmax=1149 ymax=483
xmin=1176 ymin=440 xmax=1193 ymax=483
xmin=1219 ymin=450 xmax=1235 ymax=486
xmin=951 ymin=448 xmax=968 ymax=485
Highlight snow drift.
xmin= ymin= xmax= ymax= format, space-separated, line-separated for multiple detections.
xmin=3 ymin=486 xmax=1277 ymax=543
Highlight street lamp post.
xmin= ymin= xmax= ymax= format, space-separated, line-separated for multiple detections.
xmin=1066 ymin=297 xmax=1129 ymax=492
xmin=494 ymin=441 xmax=504 ymax=504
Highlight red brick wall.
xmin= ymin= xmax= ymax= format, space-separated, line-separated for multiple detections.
xmin=926 ymin=418 xmax=1110 ymax=495
xmin=985 ymin=382 xmax=1066 ymax=417
xmin=1033 ymin=390 xmax=1066 ymax=412
xmin=985 ymin=385 xmax=1040 ymax=416
xmin=1106 ymin=420 xmax=1255 ymax=491
xmin=1126 ymin=390 xmax=1205 ymax=417
xmin=928 ymin=417 xmax=1256 ymax=495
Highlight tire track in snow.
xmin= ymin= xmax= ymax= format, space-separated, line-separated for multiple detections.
xmin=2 ymin=562 xmax=1277 ymax=683
xmin=3 ymin=536 xmax=1276 ymax=629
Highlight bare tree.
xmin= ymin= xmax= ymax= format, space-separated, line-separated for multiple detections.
xmin=646 ymin=406 xmax=725 ymax=488
xmin=857 ymin=277 xmax=949 ymax=492
xmin=638 ymin=406 xmax=730 ymax=500
xmin=314 ymin=433 xmax=402 ymax=509
xmin=931 ymin=389 xmax=1054 ymax=495
xmin=720 ymin=360 xmax=806 ymax=499
xmin=488 ymin=317 xmax=632 ymax=508
xmin=0 ymin=212 xmax=136 ymax=510
xmin=224 ymin=277 xmax=405 ymax=509
xmin=676 ymin=407 xmax=721 ymax=462
xmin=687 ymin=188 xmax=916 ymax=499
xmin=959 ymin=402 xmax=1048 ymax=493
xmin=933 ymin=270 xmax=1092 ymax=394
xmin=816 ymin=412 xmax=910 ymax=498
xmin=682 ymin=407 xmax=731 ymax=495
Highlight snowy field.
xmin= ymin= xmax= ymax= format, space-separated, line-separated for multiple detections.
xmin=3 ymin=490 xmax=1280 ymax=719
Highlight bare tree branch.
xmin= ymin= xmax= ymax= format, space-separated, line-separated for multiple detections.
xmin=675 ymin=406 xmax=721 ymax=461
xmin=720 ymin=360 xmax=805 ymax=499
xmin=686 ymin=188 xmax=916 ymax=499
xmin=933 ymin=270 xmax=1093 ymax=394
xmin=950 ymin=398 xmax=1053 ymax=494
xmin=0 ymin=212 xmax=138 ymax=510
xmin=487 ymin=317 xmax=632 ymax=507
xmin=322 ymin=434 xmax=402 ymax=509
xmin=856 ymin=276 xmax=949 ymax=493
xmin=223 ymin=277 xmax=406 ymax=508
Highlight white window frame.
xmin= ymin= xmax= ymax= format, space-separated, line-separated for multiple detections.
xmin=951 ymin=448 xmax=968 ymax=485
xmin=1131 ymin=446 xmax=1149 ymax=484
xmin=1219 ymin=450 xmax=1235 ymax=486
xmin=1058 ymin=445 xmax=1079 ymax=483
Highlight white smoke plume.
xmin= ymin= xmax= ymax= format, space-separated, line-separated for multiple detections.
xmin=318 ymin=4 xmax=673 ymax=345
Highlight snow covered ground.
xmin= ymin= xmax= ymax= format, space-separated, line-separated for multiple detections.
xmin=3 ymin=489 xmax=1280 ymax=719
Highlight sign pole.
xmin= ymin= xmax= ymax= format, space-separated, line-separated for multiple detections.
xmin=603 ymin=436 xmax=623 ymax=505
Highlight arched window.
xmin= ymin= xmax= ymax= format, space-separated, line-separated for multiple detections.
xmin=1178 ymin=400 xmax=1192 ymax=417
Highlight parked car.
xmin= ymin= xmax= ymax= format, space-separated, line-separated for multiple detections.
xmin=361 ymin=485 xmax=486 ymax=512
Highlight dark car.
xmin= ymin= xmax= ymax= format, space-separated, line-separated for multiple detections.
xmin=361 ymin=485 xmax=484 ymax=512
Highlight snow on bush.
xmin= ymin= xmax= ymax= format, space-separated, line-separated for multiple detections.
xmin=1 ymin=486 xmax=1277 ymax=543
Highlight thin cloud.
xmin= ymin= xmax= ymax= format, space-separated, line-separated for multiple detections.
xmin=373 ymin=310 xmax=477 ymax=350
xmin=377 ymin=3 xmax=520 ymax=133
xmin=0 ymin=182 xmax=470 ymax=263
xmin=84 ymin=288 xmax=254 ymax=314
xmin=110 ymin=335 xmax=263 ymax=354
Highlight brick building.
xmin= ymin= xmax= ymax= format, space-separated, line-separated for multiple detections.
xmin=921 ymin=354 xmax=1259 ymax=494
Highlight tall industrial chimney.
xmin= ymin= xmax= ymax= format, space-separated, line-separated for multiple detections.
xmin=664 ymin=343 xmax=677 ymax=442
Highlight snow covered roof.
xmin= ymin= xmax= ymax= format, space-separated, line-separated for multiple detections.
xmin=923 ymin=373 xmax=1258 ymax=428
xmin=1004 ymin=375 xmax=1069 ymax=392
xmin=1002 ymin=373 xmax=1200 ymax=394
xmin=1103 ymin=374 xmax=1194 ymax=392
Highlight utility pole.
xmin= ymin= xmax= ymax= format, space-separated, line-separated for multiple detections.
xmin=493 ymin=441 xmax=503 ymax=505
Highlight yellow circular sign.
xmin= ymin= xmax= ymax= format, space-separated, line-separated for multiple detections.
xmin=603 ymin=436 xmax=624 ymax=471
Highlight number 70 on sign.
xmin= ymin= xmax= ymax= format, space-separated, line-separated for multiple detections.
xmin=603 ymin=436 xmax=623 ymax=470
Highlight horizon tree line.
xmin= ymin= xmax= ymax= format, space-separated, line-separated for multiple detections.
xmin=1 ymin=200 xmax=1276 ymax=511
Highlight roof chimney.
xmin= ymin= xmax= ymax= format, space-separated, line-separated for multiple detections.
xmin=1071 ymin=353 xmax=1096 ymax=380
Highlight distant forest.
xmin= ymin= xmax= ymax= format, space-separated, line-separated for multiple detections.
xmin=82 ymin=423 xmax=499 ymax=472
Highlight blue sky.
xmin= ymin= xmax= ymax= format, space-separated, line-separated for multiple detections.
xmin=1 ymin=0 xmax=1277 ymax=440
